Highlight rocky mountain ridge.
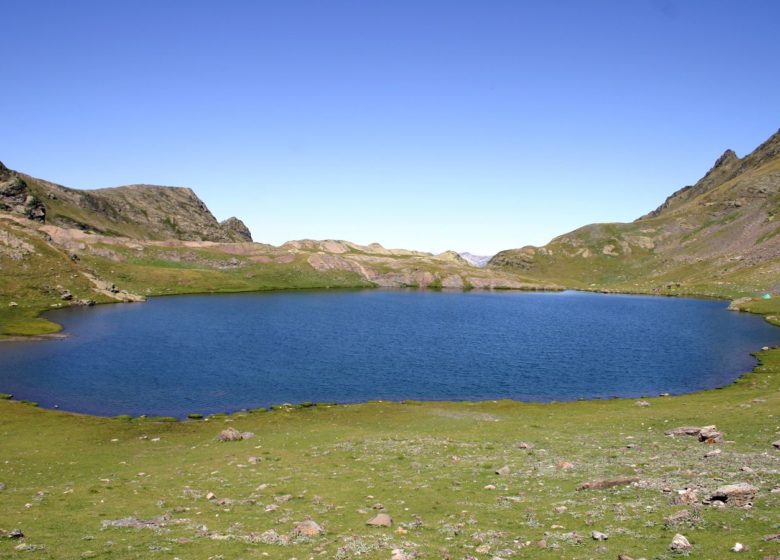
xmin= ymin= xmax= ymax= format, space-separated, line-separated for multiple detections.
xmin=490 ymin=128 xmax=780 ymax=296
xmin=0 ymin=163 xmax=252 ymax=243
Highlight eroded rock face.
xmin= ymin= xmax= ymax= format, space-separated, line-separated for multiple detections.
xmin=0 ymin=164 xmax=45 ymax=222
xmin=220 ymin=217 xmax=252 ymax=242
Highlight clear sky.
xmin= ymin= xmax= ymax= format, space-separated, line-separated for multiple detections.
xmin=2 ymin=1 xmax=780 ymax=255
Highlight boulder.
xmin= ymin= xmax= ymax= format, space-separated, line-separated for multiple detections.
xmin=495 ymin=466 xmax=511 ymax=476
xmin=710 ymin=483 xmax=758 ymax=507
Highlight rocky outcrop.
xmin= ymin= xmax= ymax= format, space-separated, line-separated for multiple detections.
xmin=0 ymin=162 xmax=45 ymax=222
xmin=220 ymin=217 xmax=252 ymax=242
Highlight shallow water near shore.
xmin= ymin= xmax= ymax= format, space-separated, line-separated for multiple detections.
xmin=0 ymin=290 xmax=777 ymax=417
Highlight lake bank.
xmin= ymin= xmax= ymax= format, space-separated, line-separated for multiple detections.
xmin=1 ymin=290 xmax=776 ymax=417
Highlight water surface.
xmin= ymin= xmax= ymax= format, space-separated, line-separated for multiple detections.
xmin=0 ymin=290 xmax=776 ymax=417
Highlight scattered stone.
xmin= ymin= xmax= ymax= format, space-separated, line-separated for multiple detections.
xmin=773 ymin=440 xmax=780 ymax=450
xmin=577 ymin=476 xmax=639 ymax=490
xmin=293 ymin=519 xmax=323 ymax=537
xmin=274 ymin=494 xmax=292 ymax=503
xmin=764 ymin=534 xmax=780 ymax=542
xmin=0 ymin=483 xmax=5 ymax=492
xmin=495 ymin=466 xmax=511 ymax=476
xmin=591 ymin=530 xmax=608 ymax=541
xmin=740 ymin=466 xmax=754 ymax=473
xmin=710 ymin=483 xmax=758 ymax=507
xmin=670 ymin=533 xmax=692 ymax=551
xmin=664 ymin=509 xmax=691 ymax=526
xmin=101 ymin=515 xmax=170 ymax=530
xmin=617 ymin=555 xmax=635 ymax=560
xmin=367 ymin=513 xmax=393 ymax=527
xmin=8 ymin=302 xmax=17 ymax=308
xmin=391 ymin=549 xmax=413 ymax=560
xmin=671 ymin=488 xmax=698 ymax=505
xmin=553 ymin=506 xmax=567 ymax=514
xmin=217 ymin=427 xmax=254 ymax=442
xmin=704 ymin=448 xmax=722 ymax=458
xmin=0 ymin=528 xmax=24 ymax=539
xmin=483 ymin=484 xmax=496 ymax=491
xmin=699 ymin=425 xmax=724 ymax=443
xmin=516 ymin=442 xmax=534 ymax=449
xmin=665 ymin=425 xmax=723 ymax=443
xmin=556 ymin=460 xmax=575 ymax=470
xmin=732 ymin=542 xmax=745 ymax=552
xmin=635 ymin=400 xmax=650 ymax=407
xmin=206 ymin=492 xmax=216 ymax=500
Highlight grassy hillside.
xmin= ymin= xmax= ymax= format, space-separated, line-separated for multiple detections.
xmin=490 ymin=129 xmax=780 ymax=298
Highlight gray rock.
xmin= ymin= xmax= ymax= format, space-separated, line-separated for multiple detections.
xmin=670 ymin=533 xmax=692 ymax=551
xmin=591 ymin=530 xmax=608 ymax=541
xmin=773 ymin=440 xmax=780 ymax=449
xmin=495 ymin=466 xmax=511 ymax=476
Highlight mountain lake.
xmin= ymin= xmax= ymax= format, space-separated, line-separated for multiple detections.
xmin=0 ymin=290 xmax=777 ymax=417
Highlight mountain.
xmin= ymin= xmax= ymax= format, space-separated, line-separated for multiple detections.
xmin=489 ymin=128 xmax=780 ymax=297
xmin=0 ymin=162 xmax=252 ymax=242
xmin=459 ymin=252 xmax=492 ymax=268
xmin=1 ymin=160 xmax=560 ymax=336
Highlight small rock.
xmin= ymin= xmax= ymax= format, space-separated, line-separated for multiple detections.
xmin=0 ymin=483 xmax=5 ymax=492
xmin=635 ymin=400 xmax=650 ymax=407
xmin=495 ymin=466 xmax=511 ymax=476
xmin=475 ymin=544 xmax=490 ymax=554
xmin=556 ymin=460 xmax=574 ymax=470
xmin=704 ymin=448 xmax=722 ymax=458
xmin=8 ymin=302 xmax=18 ymax=308
xmin=274 ymin=494 xmax=292 ymax=503
xmin=671 ymin=488 xmax=698 ymax=505
xmin=740 ymin=466 xmax=754 ymax=473
xmin=591 ymin=530 xmax=608 ymax=541
xmin=217 ymin=427 xmax=244 ymax=442
xmin=206 ymin=492 xmax=216 ymax=500
xmin=732 ymin=542 xmax=745 ymax=552
xmin=711 ymin=483 xmax=758 ymax=507
xmin=670 ymin=533 xmax=692 ymax=551
xmin=367 ymin=513 xmax=393 ymax=527
xmin=553 ymin=506 xmax=567 ymax=514
xmin=516 ymin=442 xmax=534 ymax=449
xmin=699 ymin=425 xmax=723 ymax=443
xmin=483 ymin=484 xmax=496 ymax=491
xmin=617 ymin=555 xmax=634 ymax=560
xmin=391 ymin=549 xmax=412 ymax=560
xmin=293 ymin=519 xmax=323 ymax=537
xmin=773 ymin=440 xmax=780 ymax=450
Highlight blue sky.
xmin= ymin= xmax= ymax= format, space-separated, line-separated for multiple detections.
xmin=2 ymin=1 xmax=779 ymax=255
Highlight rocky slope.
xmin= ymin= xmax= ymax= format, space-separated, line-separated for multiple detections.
xmin=490 ymin=128 xmax=780 ymax=296
xmin=0 ymin=162 xmax=252 ymax=243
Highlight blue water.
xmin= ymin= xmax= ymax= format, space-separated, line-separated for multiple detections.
xmin=0 ymin=290 xmax=776 ymax=417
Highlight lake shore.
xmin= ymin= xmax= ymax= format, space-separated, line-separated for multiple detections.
xmin=1 ymin=294 xmax=778 ymax=558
